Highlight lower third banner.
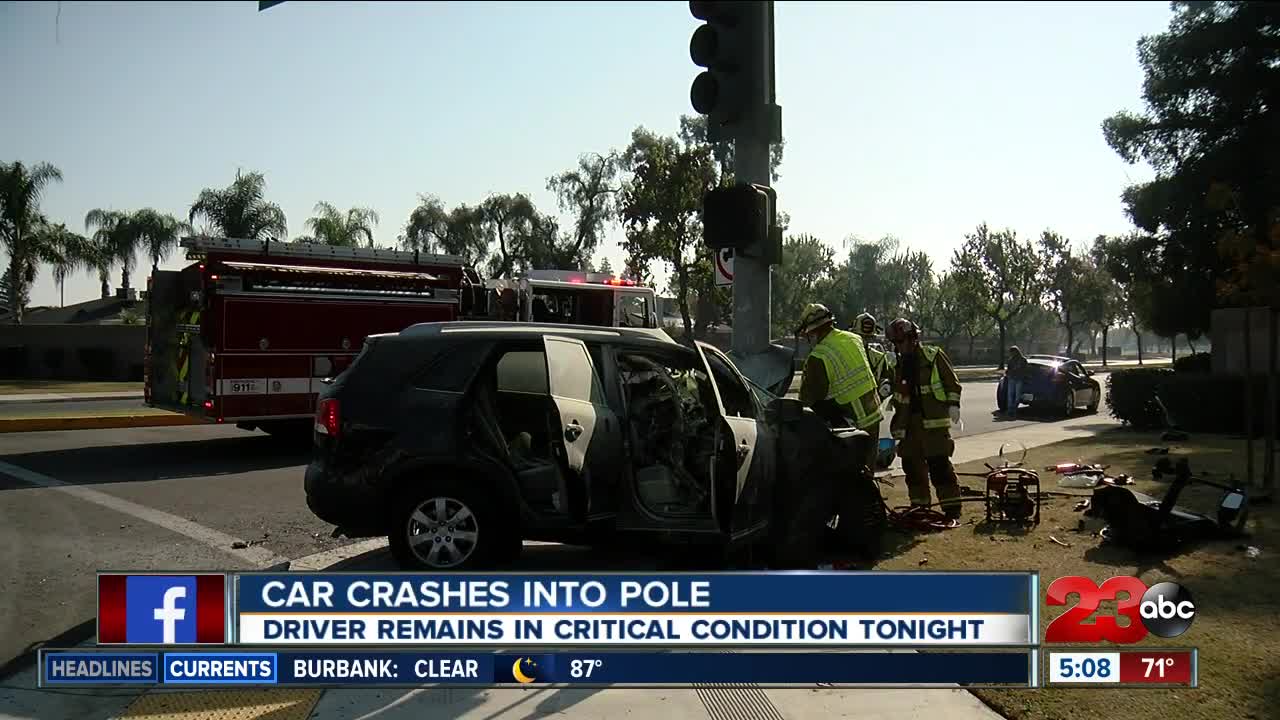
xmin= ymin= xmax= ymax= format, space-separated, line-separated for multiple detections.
xmin=41 ymin=650 xmax=1032 ymax=687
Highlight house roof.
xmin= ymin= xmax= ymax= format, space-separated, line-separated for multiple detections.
xmin=21 ymin=297 xmax=144 ymax=325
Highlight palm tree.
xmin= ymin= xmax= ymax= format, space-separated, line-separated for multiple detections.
xmin=188 ymin=170 xmax=287 ymax=241
xmin=0 ymin=161 xmax=64 ymax=323
xmin=301 ymin=202 xmax=380 ymax=247
xmin=83 ymin=232 xmax=116 ymax=300
xmin=35 ymin=223 xmax=88 ymax=307
xmin=85 ymin=208 xmax=138 ymax=293
xmin=132 ymin=208 xmax=191 ymax=270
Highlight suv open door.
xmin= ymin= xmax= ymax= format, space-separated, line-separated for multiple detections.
xmin=542 ymin=336 xmax=622 ymax=520
xmin=695 ymin=342 xmax=777 ymax=545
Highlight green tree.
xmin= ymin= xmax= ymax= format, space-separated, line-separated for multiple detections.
xmin=676 ymin=114 xmax=786 ymax=331
xmin=952 ymin=223 xmax=1043 ymax=368
xmin=544 ymin=152 xmax=621 ymax=269
xmin=1095 ymin=231 xmax=1198 ymax=359
xmin=678 ymin=114 xmax=786 ymax=184
xmin=771 ymin=234 xmax=836 ymax=338
xmin=400 ymin=195 xmax=491 ymax=268
xmin=1102 ymin=1 xmax=1280 ymax=334
xmin=477 ymin=194 xmax=539 ymax=278
xmin=597 ymin=257 xmax=614 ymax=276
xmin=443 ymin=204 xmax=492 ymax=269
xmin=0 ymin=161 xmax=64 ymax=323
xmin=1093 ymin=274 xmax=1128 ymax=366
xmin=1039 ymin=230 xmax=1106 ymax=356
xmin=619 ymin=127 xmax=718 ymax=338
xmin=400 ymin=193 xmax=450 ymax=254
xmin=901 ymin=250 xmax=937 ymax=331
xmin=933 ymin=270 xmax=992 ymax=359
xmin=825 ymin=236 xmax=910 ymax=326
xmin=300 ymin=202 xmax=379 ymax=248
xmin=189 ymin=170 xmax=288 ymax=241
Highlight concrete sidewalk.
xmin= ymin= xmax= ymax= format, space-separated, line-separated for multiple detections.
xmin=0 ymin=391 xmax=144 ymax=404
xmin=0 ymin=406 xmax=196 ymax=433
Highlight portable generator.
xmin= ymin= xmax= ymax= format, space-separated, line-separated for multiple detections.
xmin=985 ymin=467 xmax=1041 ymax=525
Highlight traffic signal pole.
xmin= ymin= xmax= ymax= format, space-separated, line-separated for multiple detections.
xmin=730 ymin=0 xmax=775 ymax=357
xmin=689 ymin=0 xmax=782 ymax=359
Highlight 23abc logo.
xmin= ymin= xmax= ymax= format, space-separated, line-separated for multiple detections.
xmin=1044 ymin=576 xmax=1196 ymax=643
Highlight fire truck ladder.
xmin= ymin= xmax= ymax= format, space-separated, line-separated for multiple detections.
xmin=180 ymin=236 xmax=468 ymax=268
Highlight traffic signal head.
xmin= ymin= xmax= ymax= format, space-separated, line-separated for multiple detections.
xmin=703 ymin=183 xmax=775 ymax=256
xmin=689 ymin=1 xmax=767 ymax=141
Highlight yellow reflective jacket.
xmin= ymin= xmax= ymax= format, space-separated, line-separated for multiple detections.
xmin=806 ymin=329 xmax=883 ymax=429
xmin=890 ymin=345 xmax=962 ymax=439
xmin=866 ymin=346 xmax=893 ymax=388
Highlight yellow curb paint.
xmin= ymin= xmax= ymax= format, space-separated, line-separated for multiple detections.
xmin=0 ymin=413 xmax=200 ymax=433
xmin=119 ymin=689 xmax=322 ymax=720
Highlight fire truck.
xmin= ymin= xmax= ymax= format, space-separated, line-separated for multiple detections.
xmin=144 ymin=237 xmax=483 ymax=436
xmin=481 ymin=269 xmax=659 ymax=328
xmin=145 ymin=239 xmax=661 ymax=436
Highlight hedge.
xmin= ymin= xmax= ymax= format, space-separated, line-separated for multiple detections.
xmin=0 ymin=346 xmax=30 ymax=377
xmin=1107 ymin=368 xmax=1279 ymax=434
xmin=76 ymin=347 xmax=117 ymax=380
xmin=43 ymin=347 xmax=66 ymax=372
xmin=1172 ymin=352 xmax=1212 ymax=374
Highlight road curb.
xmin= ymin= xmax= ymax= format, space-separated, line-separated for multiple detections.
xmin=0 ymin=394 xmax=144 ymax=405
xmin=0 ymin=413 xmax=200 ymax=433
xmin=955 ymin=373 xmax=1003 ymax=383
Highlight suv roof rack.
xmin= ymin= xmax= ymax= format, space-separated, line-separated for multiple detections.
xmin=182 ymin=236 xmax=467 ymax=268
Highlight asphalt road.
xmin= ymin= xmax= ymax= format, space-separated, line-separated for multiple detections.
xmin=0 ymin=377 xmax=1102 ymax=433
xmin=0 ymin=376 xmax=1111 ymax=669
xmin=0 ymin=424 xmax=658 ymax=668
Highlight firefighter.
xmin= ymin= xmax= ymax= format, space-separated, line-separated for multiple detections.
xmin=853 ymin=312 xmax=895 ymax=399
xmin=852 ymin=312 xmax=894 ymax=469
xmin=886 ymin=318 xmax=964 ymax=524
xmin=796 ymin=303 xmax=883 ymax=471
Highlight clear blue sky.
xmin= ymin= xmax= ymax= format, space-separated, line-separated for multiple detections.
xmin=1 ymin=0 xmax=1172 ymax=308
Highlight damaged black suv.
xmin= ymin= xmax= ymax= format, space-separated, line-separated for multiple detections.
xmin=305 ymin=322 xmax=885 ymax=570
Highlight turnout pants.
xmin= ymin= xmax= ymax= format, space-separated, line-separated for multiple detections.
xmin=898 ymin=412 xmax=962 ymax=518
xmin=862 ymin=420 xmax=881 ymax=472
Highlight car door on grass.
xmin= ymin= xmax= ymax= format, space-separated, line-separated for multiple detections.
xmin=542 ymin=335 xmax=622 ymax=520
xmin=695 ymin=342 xmax=776 ymax=544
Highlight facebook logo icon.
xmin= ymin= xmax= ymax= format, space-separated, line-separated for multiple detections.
xmin=125 ymin=576 xmax=196 ymax=644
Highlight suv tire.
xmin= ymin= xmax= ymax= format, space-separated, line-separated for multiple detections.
xmin=831 ymin=470 xmax=887 ymax=561
xmin=388 ymin=477 xmax=515 ymax=570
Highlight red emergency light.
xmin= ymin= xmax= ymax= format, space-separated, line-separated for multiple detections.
xmin=604 ymin=278 xmax=635 ymax=286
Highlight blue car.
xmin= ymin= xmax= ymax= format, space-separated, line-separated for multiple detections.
xmin=997 ymin=357 xmax=1101 ymax=417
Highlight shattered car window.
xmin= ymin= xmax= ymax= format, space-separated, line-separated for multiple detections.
xmin=618 ymin=351 xmax=717 ymax=516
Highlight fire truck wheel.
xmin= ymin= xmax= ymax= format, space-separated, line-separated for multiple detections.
xmin=388 ymin=478 xmax=512 ymax=571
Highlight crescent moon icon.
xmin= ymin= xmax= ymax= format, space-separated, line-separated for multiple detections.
xmin=511 ymin=657 xmax=536 ymax=684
